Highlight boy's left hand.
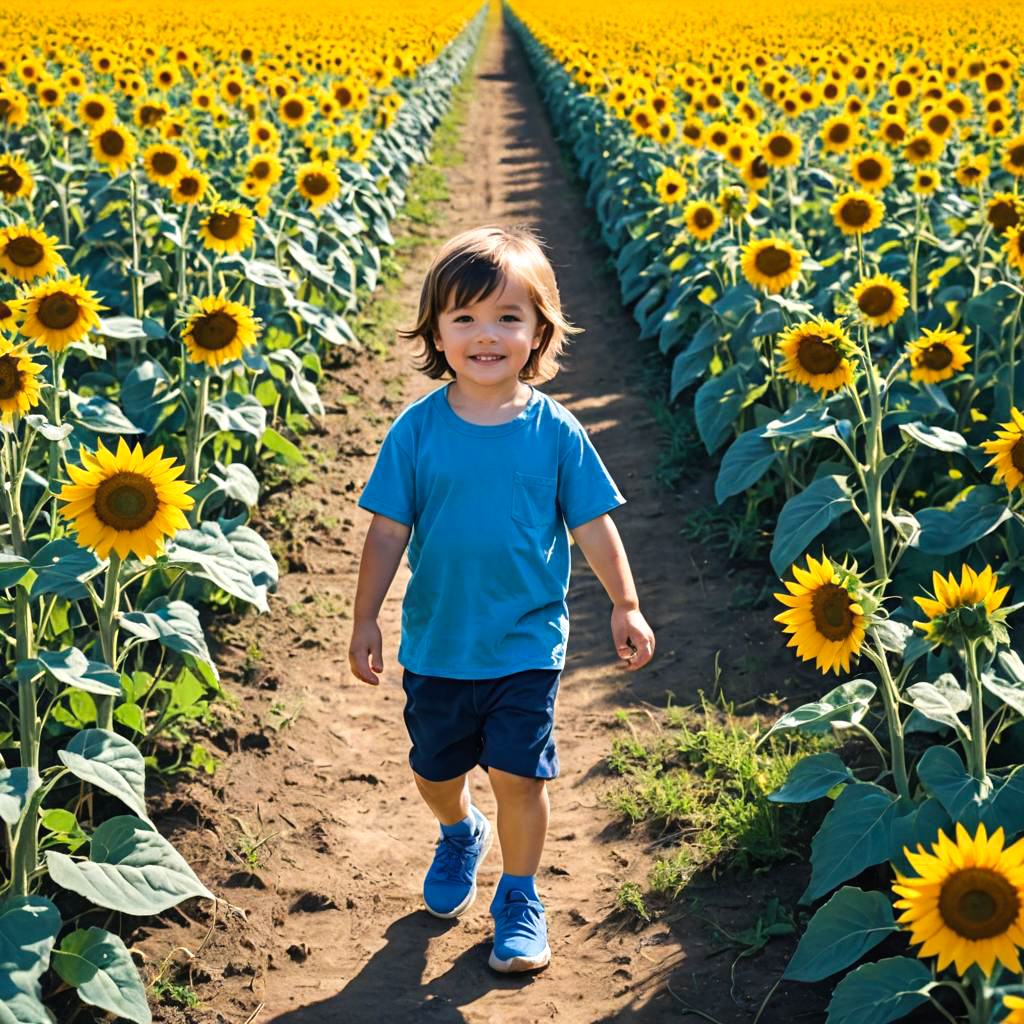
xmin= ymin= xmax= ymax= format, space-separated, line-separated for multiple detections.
xmin=612 ymin=605 xmax=655 ymax=671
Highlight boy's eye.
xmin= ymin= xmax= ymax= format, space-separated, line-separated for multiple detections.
xmin=452 ymin=314 xmax=520 ymax=322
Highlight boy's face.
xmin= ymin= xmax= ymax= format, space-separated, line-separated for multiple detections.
xmin=434 ymin=274 xmax=542 ymax=385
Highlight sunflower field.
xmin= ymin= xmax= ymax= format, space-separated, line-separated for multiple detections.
xmin=510 ymin=1 xmax=1024 ymax=1020
xmin=0 ymin=2 xmax=483 ymax=1020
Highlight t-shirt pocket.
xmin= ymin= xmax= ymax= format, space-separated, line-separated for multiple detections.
xmin=511 ymin=471 xmax=557 ymax=528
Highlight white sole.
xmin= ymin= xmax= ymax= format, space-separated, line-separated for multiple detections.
xmin=424 ymin=818 xmax=493 ymax=920
xmin=488 ymin=943 xmax=551 ymax=973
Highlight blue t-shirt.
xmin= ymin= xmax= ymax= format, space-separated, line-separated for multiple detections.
xmin=357 ymin=381 xmax=626 ymax=679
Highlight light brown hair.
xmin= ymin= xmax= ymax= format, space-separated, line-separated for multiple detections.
xmin=398 ymin=224 xmax=583 ymax=383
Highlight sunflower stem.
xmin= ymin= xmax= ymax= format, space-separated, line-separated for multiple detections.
xmin=1006 ymin=294 xmax=1022 ymax=414
xmin=971 ymin=223 xmax=992 ymax=300
xmin=177 ymin=203 xmax=193 ymax=320
xmin=128 ymin=168 xmax=143 ymax=346
xmin=910 ymin=194 xmax=922 ymax=317
xmin=964 ymin=639 xmax=988 ymax=784
xmin=95 ymin=551 xmax=122 ymax=733
xmin=45 ymin=349 xmax=67 ymax=542
xmin=858 ymin=324 xmax=889 ymax=584
xmin=867 ymin=638 xmax=910 ymax=801
xmin=185 ymin=367 xmax=210 ymax=523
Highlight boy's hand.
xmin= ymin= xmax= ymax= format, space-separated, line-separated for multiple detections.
xmin=348 ymin=619 xmax=384 ymax=685
xmin=612 ymin=606 xmax=655 ymax=671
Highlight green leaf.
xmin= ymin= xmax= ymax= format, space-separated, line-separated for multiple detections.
xmin=0 ymin=768 xmax=41 ymax=826
xmin=206 ymin=461 xmax=260 ymax=508
xmin=764 ymin=680 xmax=876 ymax=740
xmin=0 ymin=897 xmax=61 ymax=1021
xmin=771 ymin=475 xmax=854 ymax=575
xmin=763 ymin=396 xmax=834 ymax=440
xmin=96 ymin=316 xmax=147 ymax=342
xmin=898 ymin=421 xmax=968 ymax=454
xmin=259 ymin=425 xmax=306 ymax=465
xmin=25 ymin=648 xmax=120 ymax=697
xmin=46 ymin=815 xmax=213 ymax=915
xmin=825 ymin=956 xmax=931 ymax=1024
xmin=57 ymin=729 xmax=149 ymax=822
xmin=52 ymin=927 xmax=152 ymax=1024
xmin=888 ymin=798 xmax=953 ymax=875
xmin=802 ymin=783 xmax=899 ymax=904
xmin=784 ymin=887 xmax=897 ymax=982
xmin=715 ymin=428 xmax=777 ymax=503
xmin=905 ymin=676 xmax=970 ymax=742
xmin=0 ymin=554 xmax=31 ymax=590
xmin=914 ymin=485 xmax=1013 ymax=555
xmin=915 ymin=745 xmax=992 ymax=829
xmin=768 ymin=753 xmax=854 ymax=804
xmin=981 ymin=651 xmax=1024 ymax=717
xmin=204 ymin=391 xmax=267 ymax=440
xmin=28 ymin=540 xmax=104 ymax=601
xmin=66 ymin=393 xmax=143 ymax=435
xmin=118 ymin=598 xmax=218 ymax=681
xmin=694 ymin=363 xmax=748 ymax=454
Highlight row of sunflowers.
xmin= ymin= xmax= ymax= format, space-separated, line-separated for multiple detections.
xmin=0 ymin=3 xmax=485 ymax=1021
xmin=510 ymin=0 xmax=1024 ymax=1020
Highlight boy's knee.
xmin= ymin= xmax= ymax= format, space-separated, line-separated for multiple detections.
xmin=488 ymin=766 xmax=547 ymax=799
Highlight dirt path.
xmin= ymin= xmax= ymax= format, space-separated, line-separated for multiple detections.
xmin=137 ymin=10 xmax=819 ymax=1024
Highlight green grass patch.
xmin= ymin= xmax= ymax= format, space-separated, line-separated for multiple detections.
xmin=604 ymin=691 xmax=835 ymax=899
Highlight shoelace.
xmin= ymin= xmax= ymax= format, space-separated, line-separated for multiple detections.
xmin=432 ymin=832 xmax=481 ymax=883
xmin=495 ymin=890 xmax=546 ymax=945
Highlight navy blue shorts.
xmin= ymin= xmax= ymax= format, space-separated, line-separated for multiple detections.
xmin=401 ymin=667 xmax=561 ymax=782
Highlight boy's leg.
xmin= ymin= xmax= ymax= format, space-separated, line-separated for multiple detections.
xmin=486 ymin=767 xmax=548 ymax=875
xmin=412 ymin=769 xmax=471 ymax=826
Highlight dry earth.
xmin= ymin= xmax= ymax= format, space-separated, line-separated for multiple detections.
xmin=133 ymin=10 xmax=836 ymax=1024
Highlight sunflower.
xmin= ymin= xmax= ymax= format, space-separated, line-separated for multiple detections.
xmin=850 ymin=150 xmax=893 ymax=191
xmin=249 ymin=119 xmax=280 ymax=151
xmin=830 ymin=190 xmax=885 ymax=235
xmin=981 ymin=407 xmax=1024 ymax=492
xmin=777 ymin=319 xmax=855 ymax=394
xmin=246 ymin=153 xmax=282 ymax=187
xmin=296 ymin=160 xmax=341 ymax=210
xmin=741 ymin=237 xmax=802 ymax=292
xmin=852 ymin=274 xmax=908 ymax=327
xmin=13 ymin=276 xmax=104 ymax=352
xmin=680 ymin=119 xmax=704 ymax=148
xmin=0 ymin=225 xmax=64 ymax=283
xmin=0 ymin=335 xmax=45 ymax=422
xmin=170 ymin=168 xmax=208 ymax=206
xmin=279 ymin=92 xmax=313 ymax=127
xmin=683 ymin=199 xmax=720 ymax=241
xmin=1005 ymin=995 xmax=1024 ymax=1023
xmin=955 ymin=154 xmax=990 ymax=188
xmin=879 ymin=118 xmax=908 ymax=147
xmin=90 ymin=124 xmax=137 ymax=175
xmin=77 ymin=91 xmax=114 ymax=128
xmin=182 ymin=293 xmax=262 ymax=368
xmin=774 ymin=553 xmax=867 ymax=675
xmin=911 ymin=169 xmax=940 ymax=194
xmin=761 ymin=129 xmax=801 ymax=167
xmin=741 ymin=154 xmax=771 ymax=191
xmin=57 ymin=436 xmax=195 ymax=561
xmin=820 ymin=114 xmax=858 ymax=153
xmin=1002 ymin=135 xmax=1024 ymax=177
xmin=0 ymin=299 xmax=17 ymax=331
xmin=903 ymin=131 xmax=941 ymax=164
xmin=990 ymin=193 xmax=1023 ymax=236
xmin=912 ymin=563 xmax=1012 ymax=651
xmin=198 ymin=202 xmax=255 ymax=254
xmin=0 ymin=155 xmax=34 ymax=201
xmin=718 ymin=185 xmax=756 ymax=220
xmin=893 ymin=822 xmax=1024 ymax=976
xmin=907 ymin=327 xmax=970 ymax=383
xmin=655 ymin=166 xmax=686 ymax=205
xmin=142 ymin=143 xmax=184 ymax=185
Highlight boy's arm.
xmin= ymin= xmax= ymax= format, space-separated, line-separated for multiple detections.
xmin=569 ymin=513 xmax=638 ymax=610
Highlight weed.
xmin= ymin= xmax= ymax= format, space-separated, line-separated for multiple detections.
xmin=231 ymin=814 xmax=280 ymax=869
xmin=265 ymin=698 xmax=305 ymax=732
xmin=151 ymin=979 xmax=201 ymax=1009
xmin=614 ymin=881 xmax=651 ymax=923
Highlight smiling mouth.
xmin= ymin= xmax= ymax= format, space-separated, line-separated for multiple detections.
xmin=470 ymin=355 xmax=505 ymax=362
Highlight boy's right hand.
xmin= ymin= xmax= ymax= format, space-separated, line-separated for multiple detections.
xmin=348 ymin=619 xmax=384 ymax=685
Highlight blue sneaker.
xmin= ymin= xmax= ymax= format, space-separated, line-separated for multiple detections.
xmin=422 ymin=807 xmax=493 ymax=919
xmin=488 ymin=889 xmax=551 ymax=972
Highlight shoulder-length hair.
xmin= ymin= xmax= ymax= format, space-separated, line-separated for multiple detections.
xmin=397 ymin=224 xmax=583 ymax=383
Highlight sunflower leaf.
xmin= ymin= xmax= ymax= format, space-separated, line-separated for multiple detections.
xmin=915 ymin=745 xmax=991 ymax=828
xmin=0 ymin=768 xmax=41 ymax=826
xmin=0 ymin=896 xmax=62 ymax=1020
xmin=57 ymin=729 xmax=149 ymax=822
xmin=763 ymin=680 xmax=876 ymax=742
xmin=913 ymin=484 xmax=1013 ymax=555
xmin=905 ymin=679 xmax=971 ymax=741
xmin=28 ymin=539 xmax=104 ymax=601
xmin=802 ymin=783 xmax=900 ymax=904
xmin=24 ymin=648 xmax=120 ymax=697
xmin=888 ymin=797 xmax=952 ymax=875
xmin=898 ymin=421 xmax=968 ymax=453
xmin=715 ymin=428 xmax=777 ymax=503
xmin=783 ymin=886 xmax=897 ymax=982
xmin=770 ymin=474 xmax=855 ymax=576
xmin=825 ymin=956 xmax=932 ymax=1024
xmin=768 ymin=752 xmax=854 ymax=804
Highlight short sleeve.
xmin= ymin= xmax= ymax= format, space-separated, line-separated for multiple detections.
xmin=357 ymin=425 xmax=415 ymax=527
xmin=557 ymin=420 xmax=626 ymax=530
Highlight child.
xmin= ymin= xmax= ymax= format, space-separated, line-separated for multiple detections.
xmin=348 ymin=224 xmax=654 ymax=973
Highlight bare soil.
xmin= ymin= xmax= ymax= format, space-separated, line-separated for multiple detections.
xmin=133 ymin=12 xmax=835 ymax=1023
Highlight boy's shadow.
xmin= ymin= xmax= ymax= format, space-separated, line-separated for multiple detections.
xmin=270 ymin=911 xmax=543 ymax=1023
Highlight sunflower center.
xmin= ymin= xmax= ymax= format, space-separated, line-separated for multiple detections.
xmin=252 ymin=160 xmax=270 ymax=179
xmin=859 ymin=284 xmax=894 ymax=317
xmin=829 ymin=123 xmax=850 ymax=144
xmin=750 ymin=155 xmax=768 ymax=178
xmin=84 ymin=100 xmax=105 ymax=120
xmin=1011 ymin=439 xmax=1024 ymax=476
xmin=6 ymin=236 xmax=43 ymax=268
xmin=178 ymin=176 xmax=200 ymax=197
xmin=227 ymin=81 xmax=242 ymax=96
xmin=335 ymin=86 xmax=352 ymax=106
xmin=151 ymin=151 xmax=178 ymax=175
xmin=99 ymin=129 xmax=125 ymax=157
xmin=929 ymin=115 xmax=950 ymax=135
xmin=302 ymin=172 xmax=329 ymax=196
xmin=1010 ymin=145 xmax=1024 ymax=168
xmin=909 ymin=137 xmax=933 ymax=159
xmin=920 ymin=343 xmax=953 ymax=370
xmin=0 ymin=301 xmax=11 ymax=320
xmin=754 ymin=245 xmax=793 ymax=277
xmin=665 ymin=182 xmax=679 ymax=196
xmin=0 ymin=354 xmax=22 ymax=400
xmin=990 ymin=201 xmax=1020 ymax=232
xmin=694 ymin=207 xmax=713 ymax=229
xmin=840 ymin=199 xmax=872 ymax=227
xmin=140 ymin=105 xmax=163 ymax=125
xmin=93 ymin=471 xmax=159 ymax=531
xmin=810 ymin=583 xmax=854 ymax=640
xmin=768 ymin=135 xmax=793 ymax=157
xmin=0 ymin=166 xmax=23 ymax=194
xmin=939 ymin=867 xmax=1020 ymax=940
xmin=192 ymin=311 xmax=239 ymax=350
xmin=283 ymin=99 xmax=303 ymax=119
xmin=208 ymin=212 xmax=240 ymax=239
xmin=858 ymin=158 xmax=882 ymax=181
xmin=798 ymin=335 xmax=842 ymax=376
xmin=37 ymin=292 xmax=80 ymax=330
